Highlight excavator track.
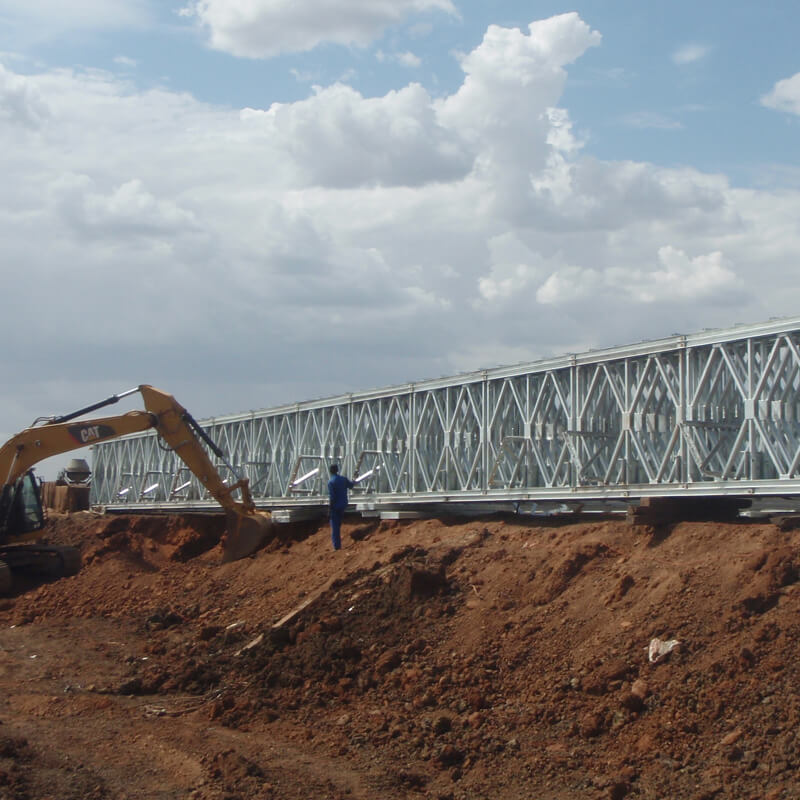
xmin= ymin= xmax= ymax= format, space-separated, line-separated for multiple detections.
xmin=0 ymin=544 xmax=82 ymax=593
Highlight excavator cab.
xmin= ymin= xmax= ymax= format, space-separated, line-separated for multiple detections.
xmin=0 ymin=470 xmax=78 ymax=593
xmin=0 ymin=471 xmax=45 ymax=541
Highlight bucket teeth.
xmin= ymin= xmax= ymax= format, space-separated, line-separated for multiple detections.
xmin=221 ymin=512 xmax=273 ymax=562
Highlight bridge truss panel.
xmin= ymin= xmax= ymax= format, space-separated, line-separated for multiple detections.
xmin=90 ymin=318 xmax=800 ymax=510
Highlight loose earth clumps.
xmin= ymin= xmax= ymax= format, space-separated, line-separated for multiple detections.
xmin=1 ymin=510 xmax=798 ymax=799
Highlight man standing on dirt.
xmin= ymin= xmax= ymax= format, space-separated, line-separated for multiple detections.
xmin=327 ymin=464 xmax=355 ymax=551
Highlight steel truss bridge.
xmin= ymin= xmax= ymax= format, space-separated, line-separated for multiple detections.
xmin=91 ymin=317 xmax=800 ymax=516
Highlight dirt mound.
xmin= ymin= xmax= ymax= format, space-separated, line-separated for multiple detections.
xmin=8 ymin=512 xmax=227 ymax=622
xmin=232 ymin=546 xmax=456 ymax=707
xmin=2 ymin=512 xmax=800 ymax=798
xmin=736 ymin=545 xmax=798 ymax=614
xmin=45 ymin=511 xmax=227 ymax=564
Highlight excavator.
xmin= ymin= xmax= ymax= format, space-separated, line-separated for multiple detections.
xmin=0 ymin=385 xmax=274 ymax=592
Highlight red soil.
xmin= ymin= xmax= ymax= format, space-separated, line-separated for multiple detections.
xmin=0 ymin=509 xmax=798 ymax=799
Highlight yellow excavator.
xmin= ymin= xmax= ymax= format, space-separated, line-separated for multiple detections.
xmin=0 ymin=385 xmax=273 ymax=592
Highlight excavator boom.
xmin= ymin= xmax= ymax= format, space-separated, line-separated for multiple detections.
xmin=1 ymin=410 xmax=157 ymax=487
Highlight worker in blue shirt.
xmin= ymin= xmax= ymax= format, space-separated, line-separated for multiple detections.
xmin=327 ymin=464 xmax=355 ymax=550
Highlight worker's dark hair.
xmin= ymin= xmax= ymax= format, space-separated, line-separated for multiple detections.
xmin=329 ymin=464 xmax=339 ymax=474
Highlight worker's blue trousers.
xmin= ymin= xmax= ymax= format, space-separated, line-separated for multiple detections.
xmin=330 ymin=508 xmax=344 ymax=550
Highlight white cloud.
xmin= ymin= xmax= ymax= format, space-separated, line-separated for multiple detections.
xmin=536 ymin=265 xmax=601 ymax=305
xmin=47 ymin=175 xmax=199 ymax=237
xmin=671 ymin=43 xmax=710 ymax=65
xmin=290 ymin=68 xmax=318 ymax=83
xmin=1 ymin=12 xmax=800 ymax=444
xmin=477 ymin=234 xmax=545 ymax=302
xmin=240 ymin=81 xmax=473 ymax=187
xmin=182 ymin=0 xmax=456 ymax=58
xmin=0 ymin=0 xmax=151 ymax=42
xmin=761 ymin=72 xmax=800 ymax=115
xmin=0 ymin=51 xmax=28 ymax=64
xmin=609 ymin=247 xmax=743 ymax=303
xmin=437 ymin=13 xmax=600 ymax=223
xmin=534 ymin=247 xmax=743 ymax=307
xmin=0 ymin=63 xmax=50 ymax=127
xmin=376 ymin=50 xmax=422 ymax=68
xmin=114 ymin=56 xmax=138 ymax=68
xmin=397 ymin=51 xmax=422 ymax=68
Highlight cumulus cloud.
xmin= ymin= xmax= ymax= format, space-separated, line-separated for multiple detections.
xmin=47 ymin=175 xmax=198 ymax=237
xmin=534 ymin=247 xmax=743 ymax=308
xmin=1 ymin=12 xmax=799 ymax=446
xmin=181 ymin=0 xmax=456 ymax=58
xmin=444 ymin=13 xmax=600 ymax=125
xmin=610 ymin=247 xmax=743 ymax=303
xmin=0 ymin=64 xmax=50 ymax=127
xmin=437 ymin=14 xmax=600 ymax=223
xmin=477 ymin=233 xmax=546 ymax=302
xmin=761 ymin=73 xmax=800 ymax=115
xmin=536 ymin=265 xmax=601 ymax=305
xmin=240 ymin=82 xmax=472 ymax=187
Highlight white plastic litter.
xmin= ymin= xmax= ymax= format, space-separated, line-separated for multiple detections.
xmin=648 ymin=637 xmax=680 ymax=663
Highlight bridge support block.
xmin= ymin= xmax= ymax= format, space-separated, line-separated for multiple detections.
xmin=627 ymin=496 xmax=751 ymax=526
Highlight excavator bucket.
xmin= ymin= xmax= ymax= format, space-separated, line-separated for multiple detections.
xmin=221 ymin=511 xmax=274 ymax=562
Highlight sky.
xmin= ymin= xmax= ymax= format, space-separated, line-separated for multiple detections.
xmin=1 ymin=0 xmax=799 ymax=477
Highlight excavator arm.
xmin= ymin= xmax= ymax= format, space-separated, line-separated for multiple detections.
xmin=0 ymin=385 xmax=272 ymax=563
xmin=135 ymin=385 xmax=271 ymax=560
xmin=135 ymin=385 xmax=258 ymax=516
